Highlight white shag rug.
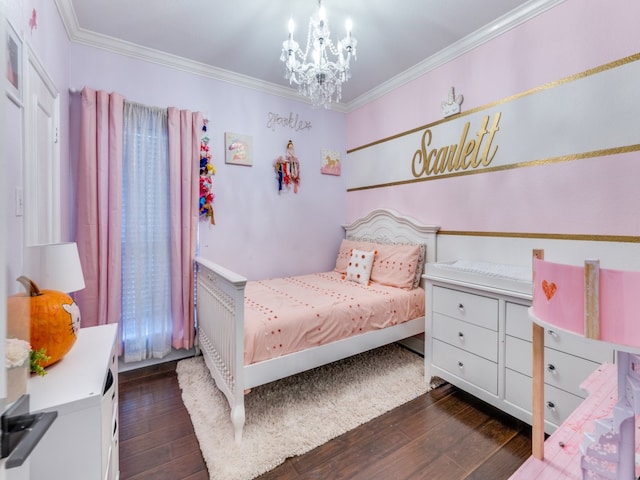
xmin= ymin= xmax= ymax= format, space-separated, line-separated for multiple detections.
xmin=176 ymin=344 xmax=429 ymax=480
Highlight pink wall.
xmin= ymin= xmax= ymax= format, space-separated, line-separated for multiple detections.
xmin=345 ymin=0 xmax=640 ymax=240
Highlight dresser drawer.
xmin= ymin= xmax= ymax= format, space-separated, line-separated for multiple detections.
xmin=505 ymin=336 xmax=601 ymax=398
xmin=504 ymin=336 xmax=531 ymax=376
xmin=433 ymin=313 xmax=498 ymax=362
xmin=542 ymin=327 xmax=613 ymax=363
xmin=505 ymin=302 xmax=531 ymax=340
xmin=505 ymin=368 xmax=583 ymax=428
xmin=432 ymin=286 xmax=498 ymax=330
xmin=544 ymin=348 xmax=602 ymax=398
xmin=432 ymin=339 xmax=498 ymax=395
xmin=507 ymin=312 xmax=613 ymax=365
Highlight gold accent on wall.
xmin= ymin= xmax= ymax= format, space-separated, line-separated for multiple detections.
xmin=439 ymin=230 xmax=640 ymax=244
xmin=347 ymin=52 xmax=640 ymax=155
xmin=411 ymin=113 xmax=502 ymax=179
xmin=347 ymin=143 xmax=640 ymax=192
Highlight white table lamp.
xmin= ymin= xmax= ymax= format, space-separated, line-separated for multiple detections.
xmin=23 ymin=242 xmax=85 ymax=294
xmin=14 ymin=242 xmax=86 ymax=368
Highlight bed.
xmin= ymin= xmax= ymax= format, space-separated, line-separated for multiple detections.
xmin=194 ymin=208 xmax=439 ymax=442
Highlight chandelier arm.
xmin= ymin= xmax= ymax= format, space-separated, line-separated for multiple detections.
xmin=301 ymin=17 xmax=314 ymax=64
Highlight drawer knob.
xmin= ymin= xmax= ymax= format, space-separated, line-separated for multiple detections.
xmin=458 ymin=332 xmax=464 ymax=341
xmin=546 ymin=401 xmax=556 ymax=411
xmin=458 ymin=303 xmax=465 ymax=311
xmin=547 ymin=364 xmax=556 ymax=373
xmin=547 ymin=329 xmax=558 ymax=338
xmin=457 ymin=361 xmax=464 ymax=369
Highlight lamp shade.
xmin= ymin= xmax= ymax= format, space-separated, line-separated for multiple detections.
xmin=11 ymin=242 xmax=86 ymax=369
xmin=23 ymin=242 xmax=85 ymax=293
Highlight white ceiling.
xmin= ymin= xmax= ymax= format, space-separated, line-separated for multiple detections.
xmin=55 ymin=0 xmax=561 ymax=111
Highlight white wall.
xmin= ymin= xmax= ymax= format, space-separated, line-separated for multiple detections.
xmin=67 ymin=44 xmax=348 ymax=280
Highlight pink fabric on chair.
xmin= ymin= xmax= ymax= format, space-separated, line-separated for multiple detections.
xmin=533 ymin=258 xmax=640 ymax=348
xmin=600 ymin=268 xmax=640 ymax=348
xmin=532 ymin=258 xmax=585 ymax=336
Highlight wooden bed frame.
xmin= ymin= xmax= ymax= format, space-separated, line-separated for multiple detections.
xmin=194 ymin=209 xmax=439 ymax=442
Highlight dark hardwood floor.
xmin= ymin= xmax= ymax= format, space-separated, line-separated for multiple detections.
xmin=119 ymin=358 xmax=532 ymax=480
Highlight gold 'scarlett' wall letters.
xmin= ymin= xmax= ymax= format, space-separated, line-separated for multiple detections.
xmin=412 ymin=112 xmax=502 ymax=178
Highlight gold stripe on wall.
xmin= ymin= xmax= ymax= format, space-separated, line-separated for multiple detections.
xmin=347 ymin=143 xmax=640 ymax=192
xmin=439 ymin=230 xmax=640 ymax=244
xmin=347 ymin=52 xmax=640 ymax=155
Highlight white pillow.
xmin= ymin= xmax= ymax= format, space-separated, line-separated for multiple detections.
xmin=344 ymin=249 xmax=376 ymax=285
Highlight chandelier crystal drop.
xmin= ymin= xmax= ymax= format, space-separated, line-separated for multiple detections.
xmin=280 ymin=0 xmax=358 ymax=108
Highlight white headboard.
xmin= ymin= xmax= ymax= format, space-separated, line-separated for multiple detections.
xmin=342 ymin=209 xmax=440 ymax=264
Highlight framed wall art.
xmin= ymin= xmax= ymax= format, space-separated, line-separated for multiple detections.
xmin=224 ymin=132 xmax=253 ymax=166
xmin=320 ymin=148 xmax=341 ymax=176
xmin=6 ymin=20 xmax=22 ymax=106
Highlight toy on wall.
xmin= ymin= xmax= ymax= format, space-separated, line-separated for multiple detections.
xmin=441 ymin=86 xmax=463 ymax=117
xmin=199 ymin=120 xmax=216 ymax=224
xmin=29 ymin=8 xmax=37 ymax=33
xmin=274 ymin=140 xmax=300 ymax=193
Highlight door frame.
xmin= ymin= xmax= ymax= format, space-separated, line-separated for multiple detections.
xmin=23 ymin=43 xmax=60 ymax=246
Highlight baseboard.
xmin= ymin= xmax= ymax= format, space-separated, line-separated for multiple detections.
xmin=118 ymin=347 xmax=197 ymax=373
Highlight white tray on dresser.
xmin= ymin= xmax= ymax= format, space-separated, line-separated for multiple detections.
xmin=425 ymin=260 xmax=532 ymax=296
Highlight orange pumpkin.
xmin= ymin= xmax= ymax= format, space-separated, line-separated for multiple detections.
xmin=6 ymin=276 xmax=81 ymax=368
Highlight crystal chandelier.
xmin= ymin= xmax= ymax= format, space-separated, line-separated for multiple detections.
xmin=280 ymin=0 xmax=358 ymax=108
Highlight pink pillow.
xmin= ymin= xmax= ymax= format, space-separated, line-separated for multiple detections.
xmin=370 ymin=243 xmax=421 ymax=290
xmin=335 ymin=238 xmax=424 ymax=290
xmin=334 ymin=239 xmax=373 ymax=273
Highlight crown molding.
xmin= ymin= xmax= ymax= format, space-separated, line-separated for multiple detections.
xmin=54 ymin=0 xmax=78 ymax=39
xmin=55 ymin=0 xmax=563 ymax=114
xmin=344 ymin=0 xmax=566 ymax=111
xmin=53 ymin=0 xmax=316 ymax=106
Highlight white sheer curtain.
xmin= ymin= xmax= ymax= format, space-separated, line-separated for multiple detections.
xmin=121 ymin=101 xmax=171 ymax=362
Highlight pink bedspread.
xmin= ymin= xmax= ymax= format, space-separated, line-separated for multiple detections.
xmin=244 ymin=271 xmax=425 ymax=365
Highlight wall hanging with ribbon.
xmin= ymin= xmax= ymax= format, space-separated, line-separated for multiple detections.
xmin=199 ymin=120 xmax=216 ymax=223
xmin=274 ymin=139 xmax=300 ymax=194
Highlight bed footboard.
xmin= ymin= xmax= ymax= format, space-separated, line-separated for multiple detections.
xmin=195 ymin=256 xmax=247 ymax=442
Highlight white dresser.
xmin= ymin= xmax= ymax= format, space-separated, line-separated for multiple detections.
xmin=424 ymin=261 xmax=614 ymax=432
xmin=28 ymin=323 xmax=119 ymax=480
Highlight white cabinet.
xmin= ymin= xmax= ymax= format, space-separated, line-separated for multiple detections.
xmin=431 ymin=287 xmax=500 ymax=395
xmin=425 ymin=261 xmax=614 ymax=433
xmin=28 ymin=324 xmax=119 ymax=480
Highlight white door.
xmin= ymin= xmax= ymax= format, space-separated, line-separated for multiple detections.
xmin=23 ymin=44 xmax=60 ymax=246
xmin=2 ymin=16 xmax=58 ymax=478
